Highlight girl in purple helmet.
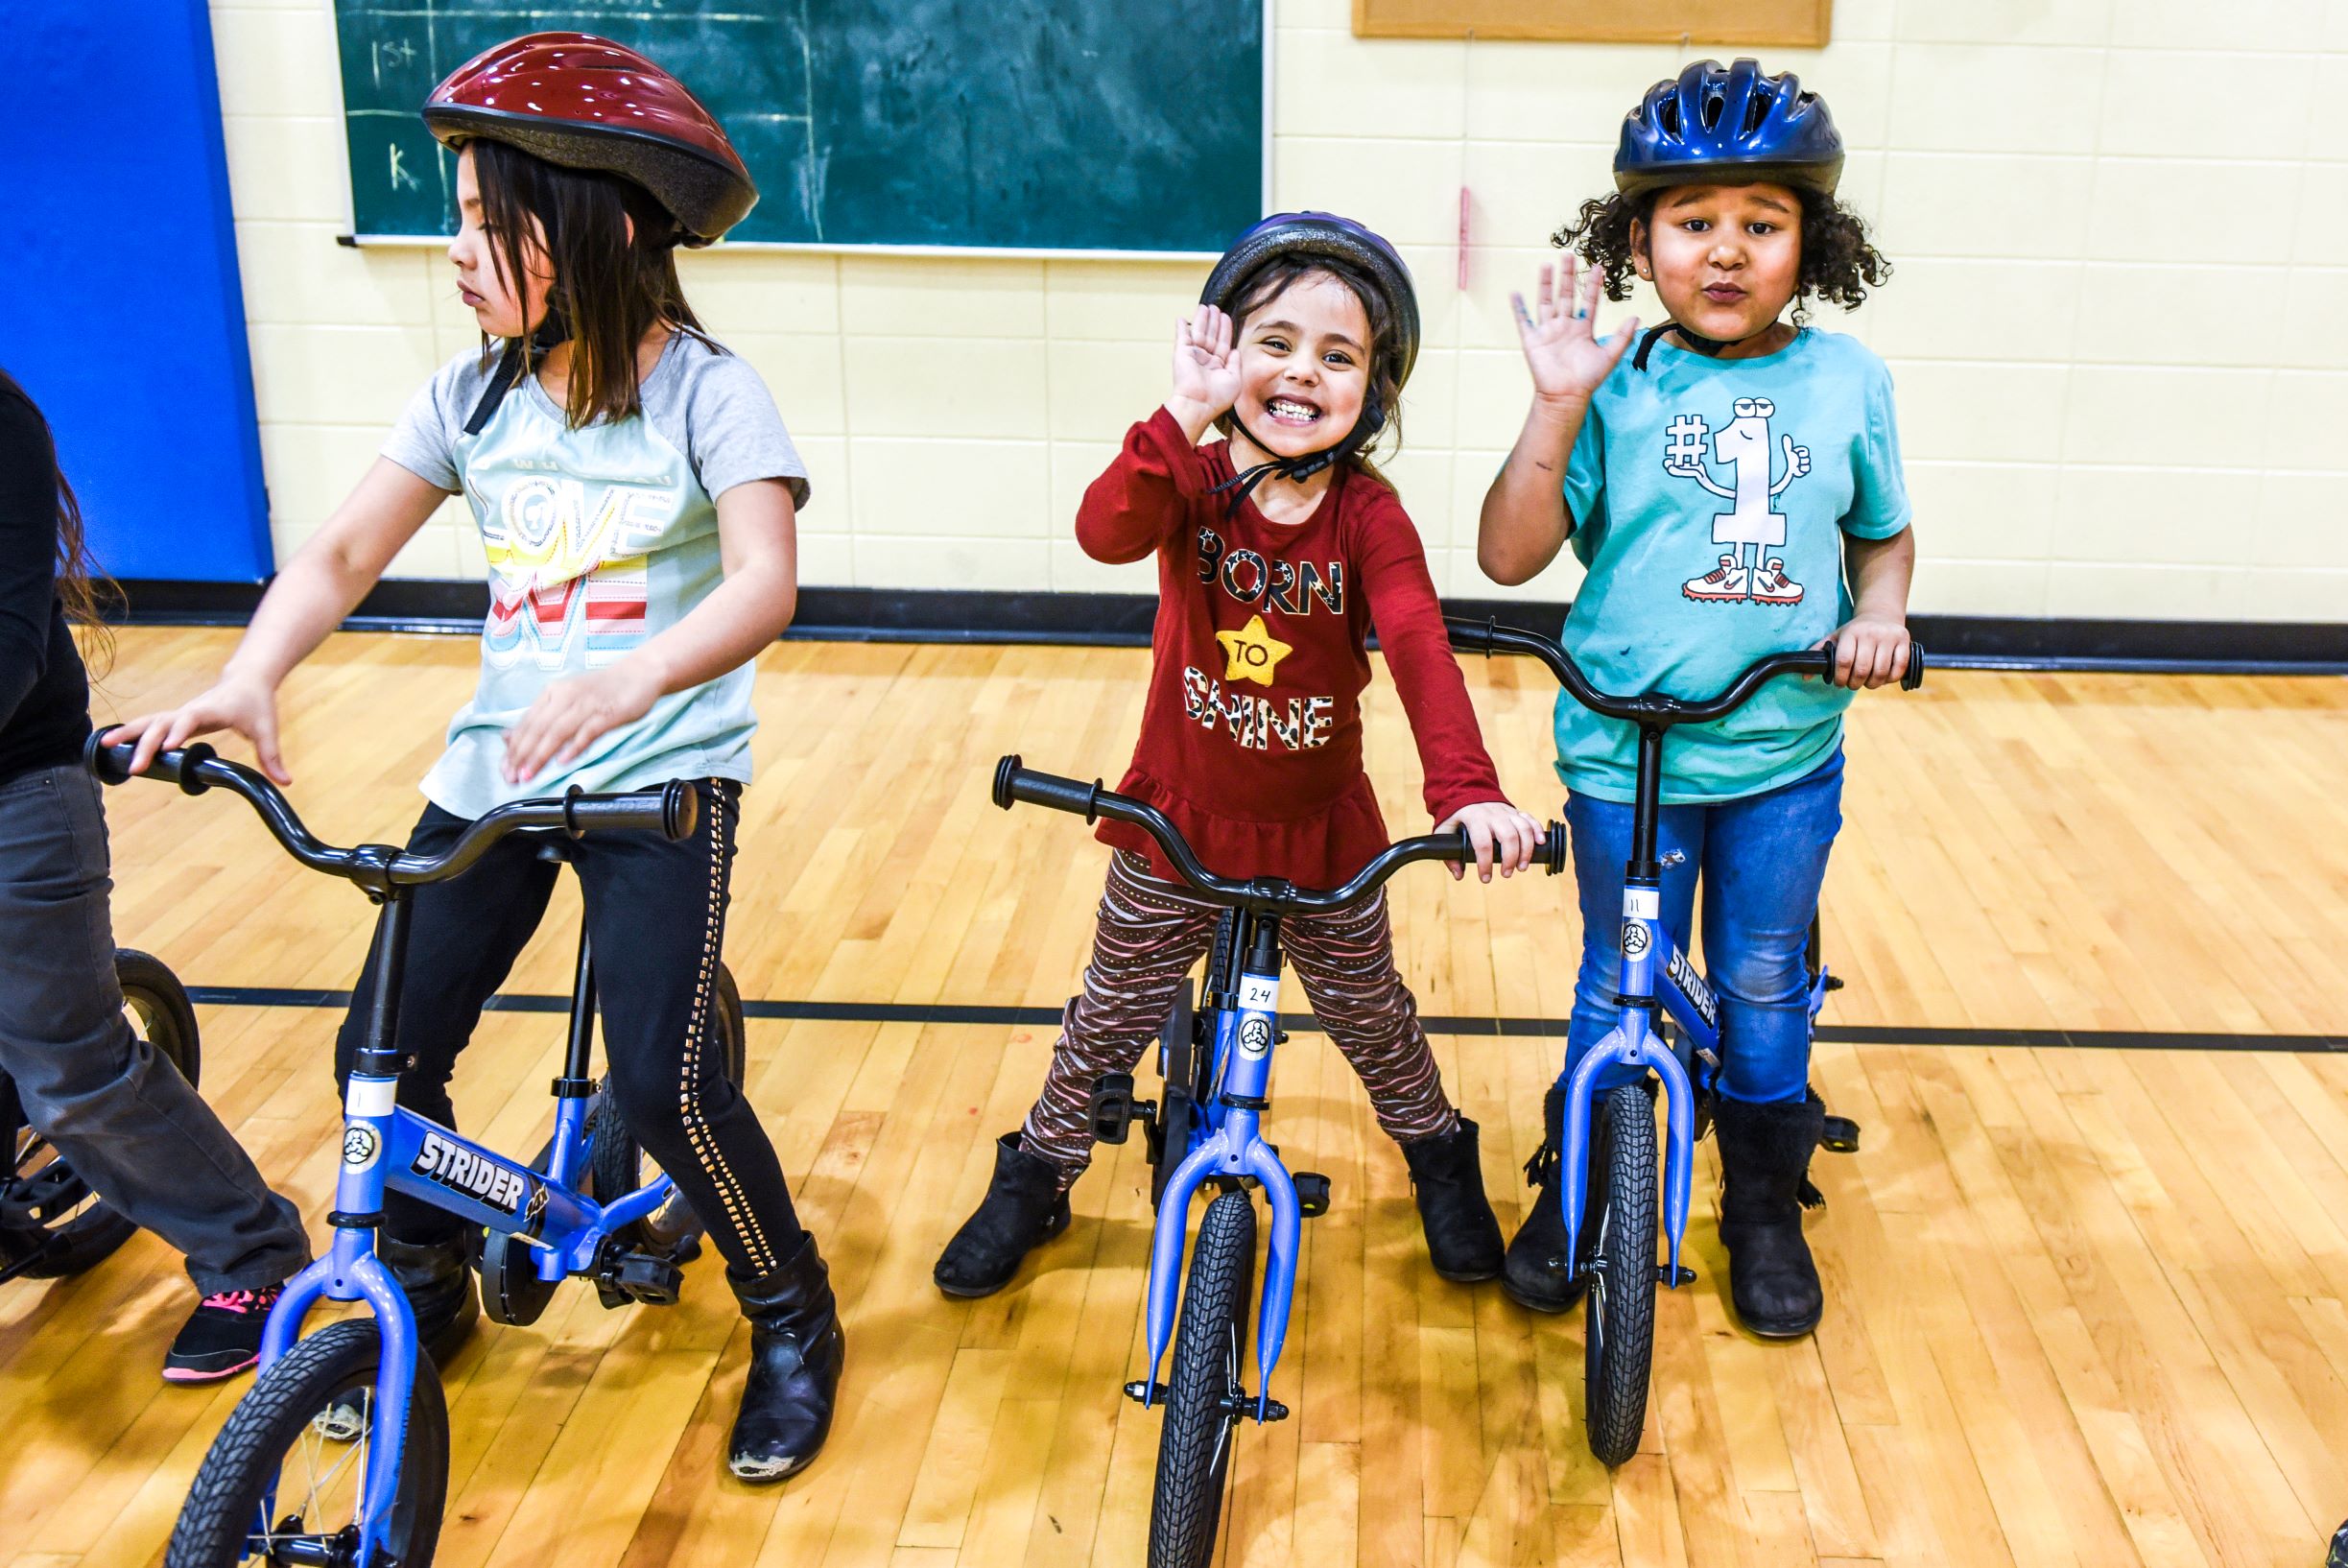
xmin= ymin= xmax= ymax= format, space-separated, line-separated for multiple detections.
xmin=1478 ymin=59 xmax=1913 ymax=1340
xmin=935 ymin=214 xmax=1544 ymax=1299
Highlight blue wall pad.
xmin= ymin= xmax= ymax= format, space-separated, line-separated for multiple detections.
xmin=1 ymin=1 xmax=272 ymax=582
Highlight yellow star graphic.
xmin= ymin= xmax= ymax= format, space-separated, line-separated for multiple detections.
xmin=1215 ymin=614 xmax=1293 ymax=688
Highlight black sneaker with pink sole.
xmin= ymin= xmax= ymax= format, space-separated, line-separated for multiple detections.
xmin=162 ymin=1284 xmax=284 ymax=1384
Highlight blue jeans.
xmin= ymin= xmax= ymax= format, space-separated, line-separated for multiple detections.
xmin=1562 ymin=748 xmax=1844 ymax=1105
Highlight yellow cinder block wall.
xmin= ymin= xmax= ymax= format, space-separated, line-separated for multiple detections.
xmin=210 ymin=0 xmax=2348 ymax=621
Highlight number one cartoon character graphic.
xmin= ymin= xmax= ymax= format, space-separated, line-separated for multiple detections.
xmin=1662 ymin=396 xmax=1810 ymax=605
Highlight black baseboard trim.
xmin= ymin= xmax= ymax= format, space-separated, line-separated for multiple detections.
xmin=177 ymin=983 xmax=2342 ymax=1052
xmin=110 ymin=580 xmax=2348 ymax=675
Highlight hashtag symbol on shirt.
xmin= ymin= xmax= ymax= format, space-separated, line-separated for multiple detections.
xmin=1665 ymin=414 xmax=1709 ymax=469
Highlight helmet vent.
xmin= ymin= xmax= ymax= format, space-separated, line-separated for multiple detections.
xmin=1742 ymin=92 xmax=1770 ymax=136
xmin=1700 ymin=91 xmax=1725 ymax=131
xmin=1657 ymin=97 xmax=1680 ymax=136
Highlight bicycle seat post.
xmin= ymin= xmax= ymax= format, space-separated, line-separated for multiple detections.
xmin=545 ymin=911 xmax=600 ymax=1194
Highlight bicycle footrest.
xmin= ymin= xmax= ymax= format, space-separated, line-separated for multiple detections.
xmin=1820 ymin=1115 xmax=1861 ymax=1153
xmin=1293 ymin=1172 xmax=1331 ymax=1217
xmin=597 ymin=1247 xmax=686 ymax=1308
xmin=1656 ymin=1263 xmax=1696 ymax=1288
xmin=1088 ymin=1072 xmax=1155 ymax=1145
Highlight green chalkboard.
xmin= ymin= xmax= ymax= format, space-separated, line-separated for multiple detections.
xmin=333 ymin=2 xmax=1265 ymax=252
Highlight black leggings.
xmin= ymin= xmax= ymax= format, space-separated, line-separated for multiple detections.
xmin=332 ymin=779 xmax=803 ymax=1279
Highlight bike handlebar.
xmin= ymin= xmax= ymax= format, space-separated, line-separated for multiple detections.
xmin=992 ymin=754 xmax=1567 ymax=914
xmin=1442 ymin=615 xmax=1924 ymax=725
xmin=84 ymin=735 xmax=698 ymax=892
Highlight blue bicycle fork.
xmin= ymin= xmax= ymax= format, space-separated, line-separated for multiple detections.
xmin=1555 ymin=720 xmax=1700 ymax=1288
xmin=1142 ymin=912 xmax=1299 ymax=1423
xmin=254 ymin=894 xmax=677 ymax=1557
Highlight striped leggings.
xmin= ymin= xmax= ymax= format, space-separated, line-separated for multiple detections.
xmin=1021 ymin=850 xmax=1459 ymax=1184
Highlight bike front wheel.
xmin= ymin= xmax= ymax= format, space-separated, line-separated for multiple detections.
xmin=166 ymin=1319 xmax=448 ymax=1568
xmin=1150 ymin=1187 xmax=1256 ymax=1568
xmin=1584 ymin=1081 xmax=1659 ymax=1467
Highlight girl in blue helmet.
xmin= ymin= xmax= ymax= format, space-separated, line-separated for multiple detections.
xmin=1477 ymin=59 xmax=1913 ymax=1340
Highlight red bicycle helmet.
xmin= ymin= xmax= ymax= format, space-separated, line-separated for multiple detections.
xmin=423 ymin=32 xmax=756 ymax=246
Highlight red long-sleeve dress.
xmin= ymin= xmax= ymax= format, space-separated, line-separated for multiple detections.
xmin=1079 ymin=408 xmax=1505 ymax=890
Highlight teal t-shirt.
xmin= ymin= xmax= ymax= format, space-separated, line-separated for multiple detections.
xmin=1555 ymin=327 xmax=1910 ymax=804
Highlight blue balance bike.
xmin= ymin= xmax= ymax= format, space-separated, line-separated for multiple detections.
xmin=89 ymin=738 xmax=746 ymax=1568
xmin=992 ymin=756 xmax=1566 ymax=1567
xmin=1444 ymin=617 xmax=1922 ymax=1465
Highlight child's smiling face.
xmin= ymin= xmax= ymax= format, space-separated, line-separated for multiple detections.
xmin=1633 ymin=181 xmax=1803 ymax=349
xmin=447 ymin=146 xmax=554 ymax=341
xmin=1231 ymin=271 xmax=1372 ymax=462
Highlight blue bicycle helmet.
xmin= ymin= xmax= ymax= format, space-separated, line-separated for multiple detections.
xmin=1197 ymin=212 xmax=1418 ymax=504
xmin=1615 ymin=59 xmax=1843 ymax=201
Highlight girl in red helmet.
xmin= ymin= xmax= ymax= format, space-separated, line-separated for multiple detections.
xmin=109 ymin=34 xmax=840 ymax=1482
xmin=933 ymin=215 xmax=1546 ymax=1299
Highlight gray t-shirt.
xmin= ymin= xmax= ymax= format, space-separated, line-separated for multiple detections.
xmin=383 ymin=331 xmax=808 ymax=819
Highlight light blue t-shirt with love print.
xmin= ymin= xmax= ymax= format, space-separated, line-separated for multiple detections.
xmin=1555 ymin=327 xmax=1911 ymax=804
xmin=382 ymin=332 xmax=810 ymax=820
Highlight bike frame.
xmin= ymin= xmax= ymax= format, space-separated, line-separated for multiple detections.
xmin=253 ymin=897 xmax=676 ymax=1561
xmin=1142 ymin=907 xmax=1296 ymax=1425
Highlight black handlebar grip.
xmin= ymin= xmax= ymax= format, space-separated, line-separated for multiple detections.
xmin=83 ymin=734 xmax=219 ymax=795
xmin=660 ymin=779 xmax=699 ymax=843
xmin=1445 ymin=615 xmax=1498 ymax=654
xmin=556 ymin=782 xmax=698 ymax=841
xmin=1541 ymin=822 xmax=1569 ymax=874
xmin=1904 ymin=642 xmax=1927 ymax=691
xmin=992 ymin=754 xmax=1105 ymax=821
xmin=83 ymin=731 xmax=135 ymax=785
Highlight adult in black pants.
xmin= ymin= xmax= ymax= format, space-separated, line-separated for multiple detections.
xmin=0 ymin=370 xmax=311 ymax=1380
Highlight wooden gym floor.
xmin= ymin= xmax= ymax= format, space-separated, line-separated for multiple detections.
xmin=6 ymin=626 xmax=2348 ymax=1567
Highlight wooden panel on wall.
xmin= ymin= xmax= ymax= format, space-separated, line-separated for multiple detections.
xmin=1352 ymin=0 xmax=1831 ymax=46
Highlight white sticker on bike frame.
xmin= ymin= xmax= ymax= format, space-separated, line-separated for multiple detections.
xmin=346 ymin=1078 xmax=398 ymax=1117
xmin=1238 ymin=973 xmax=1279 ymax=1011
xmin=1623 ymin=888 xmax=1660 ymax=919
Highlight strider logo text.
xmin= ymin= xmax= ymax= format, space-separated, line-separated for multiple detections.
xmin=411 ymin=1130 xmax=530 ymax=1213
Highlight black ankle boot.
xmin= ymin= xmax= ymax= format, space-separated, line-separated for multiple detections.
xmin=1401 ymin=1118 xmax=1505 ymax=1282
xmin=932 ymin=1131 xmax=1072 ymax=1299
xmin=381 ymin=1232 xmax=480 ymax=1363
xmin=727 ymin=1233 xmax=845 ymax=1483
xmin=1714 ymin=1094 xmax=1827 ymax=1340
xmin=1503 ymin=1087 xmax=1604 ymax=1313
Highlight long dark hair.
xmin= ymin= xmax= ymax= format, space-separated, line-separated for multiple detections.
xmin=470 ymin=139 xmax=717 ymax=428
xmin=0 ymin=370 xmax=113 ymax=667
xmin=1215 ymin=254 xmax=1405 ymax=483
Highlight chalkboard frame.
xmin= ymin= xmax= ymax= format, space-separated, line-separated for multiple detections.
xmin=325 ymin=4 xmax=1274 ymax=260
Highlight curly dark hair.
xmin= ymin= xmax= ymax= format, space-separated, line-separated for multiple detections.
xmin=1553 ymin=187 xmax=1890 ymax=323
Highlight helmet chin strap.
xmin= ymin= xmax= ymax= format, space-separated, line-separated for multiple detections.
xmin=1631 ymin=319 xmax=1779 ymax=372
xmin=1211 ymin=397 xmax=1387 ymax=516
xmin=464 ymin=306 xmax=575 ymax=434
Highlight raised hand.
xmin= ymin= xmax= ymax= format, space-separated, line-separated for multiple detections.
xmin=1511 ymin=257 xmax=1637 ymax=406
xmin=1168 ymin=303 xmax=1242 ymax=432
